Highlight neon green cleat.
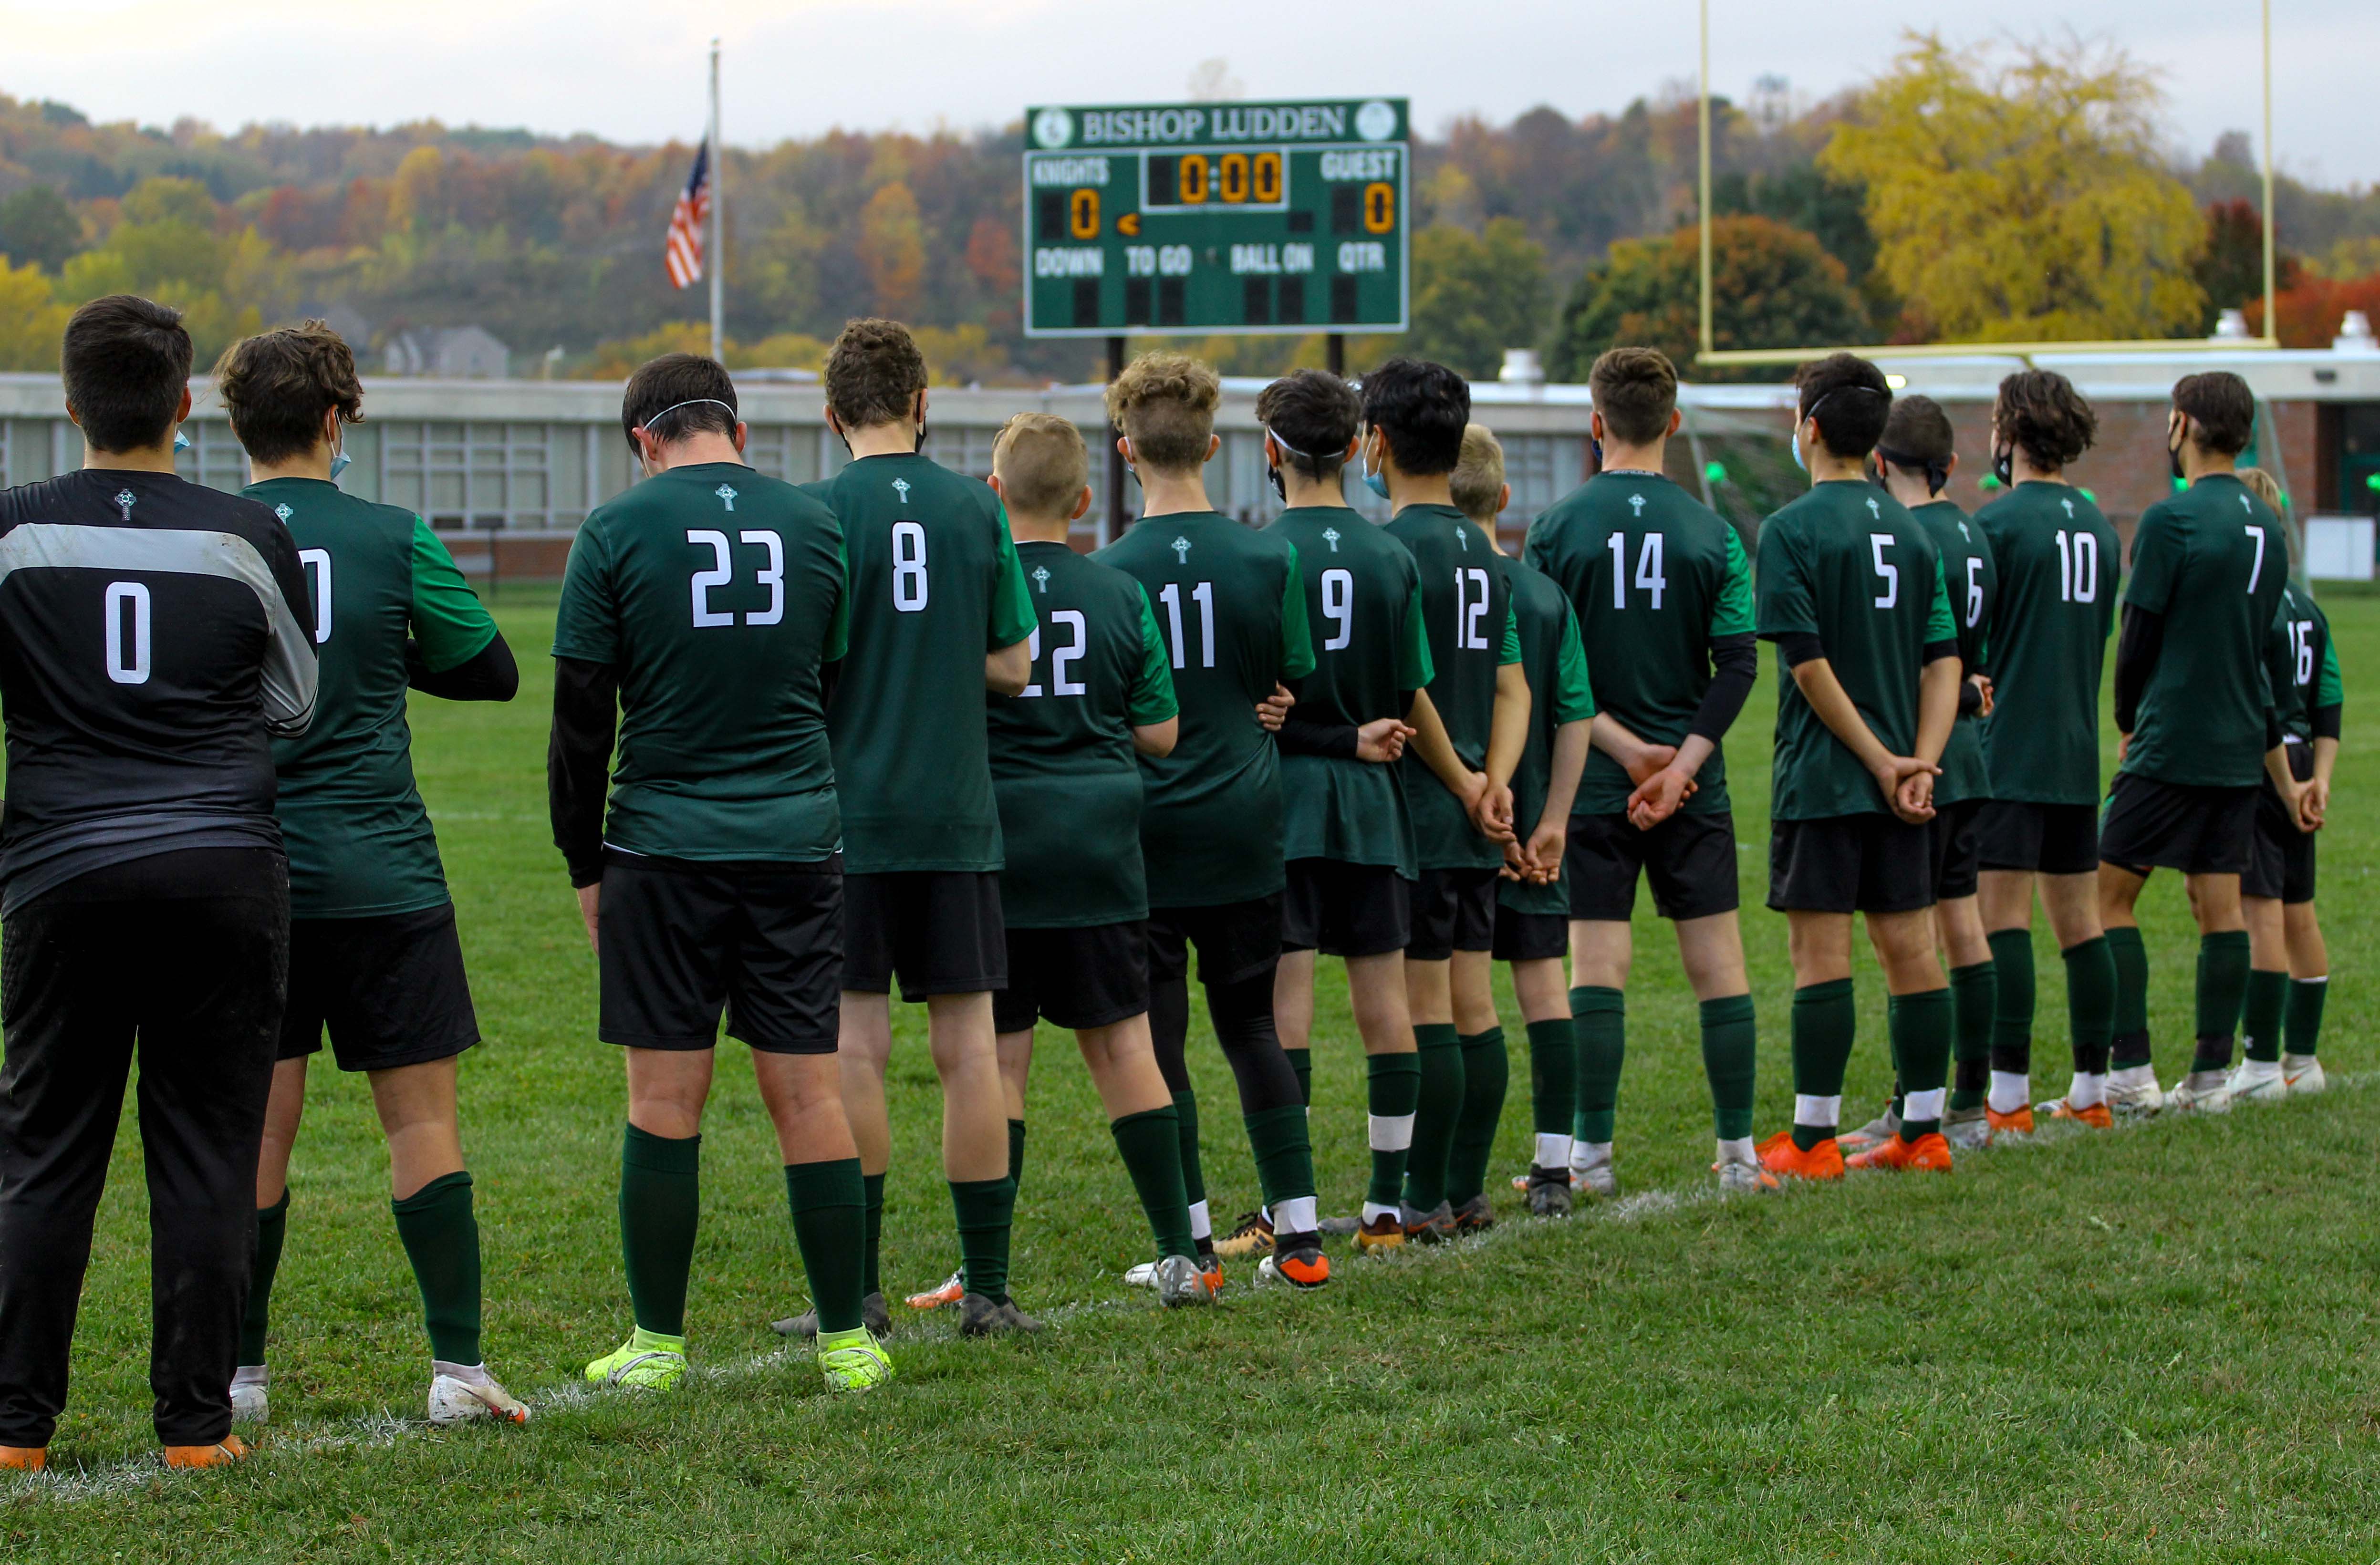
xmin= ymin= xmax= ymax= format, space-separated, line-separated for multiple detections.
xmin=817 ymin=1327 xmax=894 ymax=1394
xmin=585 ymin=1328 xmax=687 ymax=1391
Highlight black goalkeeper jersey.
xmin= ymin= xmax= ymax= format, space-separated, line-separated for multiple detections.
xmin=0 ymin=468 xmax=317 ymax=914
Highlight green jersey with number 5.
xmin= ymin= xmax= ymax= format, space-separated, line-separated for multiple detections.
xmin=1910 ymin=498 xmax=1995 ymax=807
xmin=808 ymin=452 xmax=1038 ymax=873
xmin=1973 ymin=481 xmax=2120 ymax=806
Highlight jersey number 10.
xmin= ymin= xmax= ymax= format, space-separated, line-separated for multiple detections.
xmin=2051 ymin=530 xmax=2099 ymax=603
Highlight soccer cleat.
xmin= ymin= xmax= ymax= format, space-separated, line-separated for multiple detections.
xmin=1352 ymin=1213 xmax=1406 ymax=1254
xmin=1122 ymin=1260 xmax=1160 ymax=1290
xmin=163 ymin=1434 xmax=250 ymax=1470
xmin=1400 ymin=1200 xmax=1456 ymax=1244
xmin=1450 ymin=1193 xmax=1495 ymax=1233
xmin=2042 ymin=1097 xmax=2113 ymax=1130
xmin=428 ymin=1371 xmax=530 ymax=1426
xmin=2162 ymin=1071 xmax=2233 ymax=1115
xmin=0 ymin=1447 xmax=44 ymax=1472
xmin=1258 ymin=1236 xmax=1330 ymax=1289
xmin=2225 ymin=1060 xmax=2287 ymax=1104
xmin=229 ymin=1366 xmax=268 ymax=1425
xmin=1524 ymin=1166 xmax=1573 ymax=1217
xmin=904 ymin=1271 xmax=966 ymax=1311
xmin=2105 ymin=1075 xmax=2164 ymax=1119
xmin=1835 ymin=1102 xmax=1901 ymax=1157
xmin=1943 ymin=1104 xmax=1993 ymax=1150
xmin=1152 ymin=1254 xmax=1213 ymax=1307
xmin=1847 ymin=1131 xmax=1954 ymax=1173
xmin=1317 ymin=1214 xmax=1362 ymax=1237
xmin=1986 ymin=1103 xmax=2036 ymax=1137
xmin=585 ymin=1332 xmax=687 ymax=1391
xmin=774 ymin=1290 xmax=893 ymax=1339
xmin=816 ymin=1327 xmax=894 ymax=1394
xmin=997 ymin=1300 xmax=1045 ymax=1333
xmin=958 ymin=1293 xmax=1044 ymax=1337
xmin=1213 ymin=1210 xmax=1275 ymax=1259
xmin=1572 ymin=1161 xmax=1618 ymax=1200
xmin=2283 ymin=1055 xmax=2327 ymax=1096
xmin=1714 ymin=1157 xmax=1778 ymax=1194
xmin=1756 ymin=1130 xmax=1845 ymax=1181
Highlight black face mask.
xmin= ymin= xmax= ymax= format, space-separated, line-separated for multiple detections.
xmin=1266 ymin=462 xmax=1286 ymax=504
xmin=2167 ymin=420 xmax=2186 ymax=483
xmin=1992 ymin=444 xmax=2014 ymax=488
xmin=1590 ymin=436 xmax=1604 ymax=473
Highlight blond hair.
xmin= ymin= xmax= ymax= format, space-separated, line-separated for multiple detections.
xmin=1449 ymin=423 xmax=1507 ymax=525
xmin=2236 ymin=466 xmax=2286 ymax=512
xmin=992 ymin=412 xmax=1091 ymax=521
xmin=1104 ymin=352 xmax=1220 ymax=474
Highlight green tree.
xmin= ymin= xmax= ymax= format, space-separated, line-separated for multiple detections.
xmin=0 ymin=255 xmax=72 ymax=370
xmin=1402 ymin=218 xmax=1547 ymax=379
xmin=1545 ymin=215 xmax=1868 ymax=383
xmin=1820 ymin=33 xmax=2206 ymax=342
xmin=0 ymin=185 xmax=83 ymax=273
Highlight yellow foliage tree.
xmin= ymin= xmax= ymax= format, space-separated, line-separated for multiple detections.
xmin=1820 ymin=33 xmax=2206 ymax=342
xmin=856 ymin=181 xmax=924 ymax=321
xmin=0 ymin=256 xmax=72 ymax=372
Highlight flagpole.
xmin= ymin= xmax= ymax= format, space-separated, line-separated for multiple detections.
xmin=707 ymin=37 xmax=724 ymax=364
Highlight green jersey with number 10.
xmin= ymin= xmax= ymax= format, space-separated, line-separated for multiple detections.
xmin=1974 ymin=481 xmax=2120 ymax=806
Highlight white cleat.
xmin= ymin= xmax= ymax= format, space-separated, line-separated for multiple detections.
xmin=229 ymin=1367 xmax=268 ymax=1426
xmin=2225 ymin=1060 xmax=2288 ymax=1104
xmin=1152 ymin=1254 xmax=1213 ymax=1307
xmin=2283 ymin=1055 xmax=2327 ymax=1096
xmin=1714 ymin=1157 xmax=1778 ymax=1194
xmin=1570 ymin=1161 xmax=1617 ymax=1200
xmin=1122 ymin=1261 xmax=1159 ymax=1290
xmin=428 ymin=1370 xmax=531 ymax=1426
xmin=2104 ymin=1074 xmax=2164 ymax=1119
xmin=2162 ymin=1071 xmax=2233 ymax=1115
xmin=1836 ymin=1103 xmax=1901 ymax=1157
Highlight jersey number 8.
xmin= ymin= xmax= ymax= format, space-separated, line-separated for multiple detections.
xmin=891 ymin=520 xmax=929 ymax=612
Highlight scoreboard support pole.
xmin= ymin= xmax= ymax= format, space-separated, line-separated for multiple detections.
xmin=1327 ymin=333 xmax=1346 ymax=380
xmin=1103 ymin=334 xmax=1127 ymax=546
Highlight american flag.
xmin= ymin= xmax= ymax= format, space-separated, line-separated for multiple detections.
xmin=664 ymin=140 xmax=710 ymax=289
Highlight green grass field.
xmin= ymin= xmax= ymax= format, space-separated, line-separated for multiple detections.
xmin=9 ymin=587 xmax=2379 ymax=1563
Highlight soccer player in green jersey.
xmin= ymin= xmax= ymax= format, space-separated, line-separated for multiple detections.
xmin=2226 ymin=467 xmax=2334 ymax=1102
xmin=1965 ymin=372 xmax=2124 ymax=1132
xmin=790 ymin=321 xmax=1039 ymax=1337
xmin=1450 ymin=425 xmax=1600 ymax=1219
xmin=2098 ymin=372 xmax=2304 ymax=1117
xmin=1753 ymin=353 xmax=1964 ymax=1179
xmin=1256 ymin=370 xmax=1481 ymax=1267
xmin=1092 ymin=352 xmax=1324 ymax=1286
xmin=216 ymin=323 xmax=529 ymax=1428
xmin=969 ymin=414 xmax=1212 ymax=1306
xmin=1840 ymin=395 xmax=2002 ymax=1153
xmin=1521 ymin=349 xmax=1768 ymax=1198
xmin=1363 ymin=358 xmax=1529 ymax=1244
xmin=552 ymin=354 xmax=888 ymax=1394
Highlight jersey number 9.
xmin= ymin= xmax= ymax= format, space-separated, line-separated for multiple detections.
xmin=1320 ymin=568 xmax=1354 ymax=651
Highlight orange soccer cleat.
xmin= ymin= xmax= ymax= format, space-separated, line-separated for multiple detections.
xmin=1985 ymin=1103 xmax=2036 ymax=1137
xmin=0 ymin=1446 xmax=44 ymax=1472
xmin=163 ymin=1434 xmax=250 ymax=1470
xmin=1756 ymin=1129 xmax=1845 ymax=1181
xmin=2043 ymin=1098 xmax=2113 ymax=1130
xmin=904 ymin=1270 xmax=966 ymax=1311
xmin=1847 ymin=1131 xmax=1954 ymax=1173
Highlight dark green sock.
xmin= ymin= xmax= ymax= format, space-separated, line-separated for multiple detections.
xmin=2107 ymin=925 xmax=2151 ymax=1070
xmin=1110 ymin=1106 xmax=1195 ymax=1259
xmin=1699 ymin=994 xmax=1757 ymax=1141
xmin=1007 ymin=1118 xmax=1027 ymax=1195
xmin=1525 ymin=1017 xmax=1575 ymax=1139
xmin=1570 ymin=986 xmax=1626 ymax=1146
xmin=2241 ymin=968 xmax=2289 ymax=1063
xmin=1446 ymin=1028 xmax=1507 ymax=1206
xmin=1948 ymin=961 xmax=1995 ymax=1109
xmin=1285 ymin=1046 xmax=1313 ymax=1108
xmin=1987 ymin=928 xmax=2036 ymax=1078
xmin=1365 ymin=1050 xmax=1422 ymax=1208
xmin=620 ymin=1124 xmax=699 ymax=1337
xmin=392 ymin=1171 xmax=481 ymax=1365
xmin=1890 ymin=988 xmax=1954 ymax=1140
xmin=1170 ymin=1090 xmax=1206 ymax=1213
xmin=2063 ymin=934 xmax=2117 ymax=1076
xmin=948 ymin=1176 xmax=1018 ymax=1305
xmin=861 ymin=1172 xmax=885 ymax=1298
xmin=1791 ymin=979 xmax=1856 ymax=1150
xmin=1242 ymin=1103 xmax=1316 ymax=1207
xmin=1403 ymin=1024 xmax=1464 ymax=1211
xmin=239 ymin=1192 xmax=290 ymax=1365
xmin=784 ymin=1158 xmax=866 ymax=1337
xmin=2191 ymin=930 xmax=2251 ymax=1073
xmin=2286 ymin=976 xmax=2328 ymax=1057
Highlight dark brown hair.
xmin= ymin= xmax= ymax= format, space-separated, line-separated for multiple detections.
xmin=2172 ymin=370 xmax=2255 ymax=457
xmin=824 ymin=318 xmax=928 ymax=429
xmin=1253 ymin=369 xmax=1361 ymax=481
xmin=1105 ymin=352 xmax=1221 ymax=474
xmin=1588 ymin=346 xmax=1678 ymax=446
xmin=1359 ymin=356 xmax=1470 ymax=476
xmin=621 ymin=352 xmax=738 ymax=450
xmin=1792 ymin=352 xmax=1892 ymax=459
xmin=1991 ymin=369 xmax=2096 ymax=473
xmin=215 ymin=321 xmax=364 ymax=466
xmin=62 ymin=294 xmax=192 ymax=454
xmin=1877 ymin=394 xmax=1955 ymax=493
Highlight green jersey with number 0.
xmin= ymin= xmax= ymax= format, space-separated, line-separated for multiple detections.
xmin=1974 ymin=481 xmax=2120 ymax=806
xmin=1755 ymin=480 xmax=1956 ymax=821
xmin=1911 ymin=498 xmax=1995 ymax=807
xmin=553 ymin=461 xmax=848 ymax=862
xmin=808 ymin=452 xmax=1037 ymax=873
xmin=1388 ymin=504 xmax=1523 ymax=871
xmin=1498 ymin=555 xmax=1597 ymax=916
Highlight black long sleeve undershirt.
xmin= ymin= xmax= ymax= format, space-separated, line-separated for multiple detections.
xmin=1957 ymin=680 xmax=1985 ymax=718
xmin=549 ymin=655 xmax=620 ymax=889
xmin=2314 ymin=702 xmax=2343 ymax=742
xmin=407 ymin=630 xmax=520 ymax=703
xmin=1277 ymin=698 xmax=1360 ymax=759
xmin=2113 ymin=603 xmax=2162 ymax=734
xmin=1687 ymin=633 xmax=1757 ymax=743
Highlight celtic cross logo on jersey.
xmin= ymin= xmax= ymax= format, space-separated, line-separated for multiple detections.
xmin=1032 ymin=565 xmax=1050 ymax=594
xmin=274 ymin=504 xmax=293 ymax=523
xmin=1172 ymin=536 xmax=1191 ymax=563
xmin=893 ymin=478 xmax=912 ymax=506
xmin=114 ymin=490 xmax=136 ymax=520
xmin=1866 ymin=497 xmax=1881 ymax=520
xmin=2061 ymin=498 xmax=2075 ymax=519
xmin=2240 ymin=494 xmax=2252 ymax=513
xmin=1629 ymin=493 xmax=1646 ymax=517
xmin=1323 ymin=527 xmax=1342 ymax=552
xmin=715 ymin=485 xmax=738 ymax=511
xmin=1456 ymin=526 xmax=1468 ymax=550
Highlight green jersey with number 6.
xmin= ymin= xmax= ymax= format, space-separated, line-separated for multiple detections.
xmin=553 ymin=461 xmax=848 ymax=861
xmin=1498 ymin=556 xmax=1597 ymax=916
xmin=1910 ymin=498 xmax=1995 ymax=807
xmin=1755 ymin=480 xmax=1956 ymax=821
xmin=2118 ymin=473 xmax=2287 ymax=789
xmin=808 ymin=452 xmax=1037 ymax=873
xmin=1523 ymin=471 xmax=1752 ymax=817
xmin=987 ymin=541 xmax=1177 ymax=928
xmin=1096 ymin=511 xmax=1315 ymax=907
xmin=2265 ymin=581 xmax=2339 ymax=744
xmin=249 ymin=477 xmax=497 ymax=918
xmin=1265 ymin=505 xmax=1434 ymax=876
xmin=1974 ymin=481 xmax=2120 ymax=805
xmin=1388 ymin=504 xmax=1523 ymax=871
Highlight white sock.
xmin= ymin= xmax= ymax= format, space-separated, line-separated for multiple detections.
xmin=1570 ymin=1140 xmax=1612 ymax=1175
xmin=2068 ymin=1071 xmax=2107 ymax=1109
xmin=1188 ymin=1200 xmax=1211 ymax=1242
xmin=1793 ymin=1094 xmax=1842 ymax=1129
xmin=1271 ymin=1196 xmax=1318 ymax=1235
xmin=1987 ymin=1071 xmax=2030 ymax=1114
xmin=1360 ymin=1201 xmax=1400 ymax=1224
xmin=1901 ymin=1087 xmax=1947 ymax=1123
xmin=432 ymin=1359 xmax=491 ymax=1385
xmin=231 ymin=1364 xmax=268 ymax=1388
xmin=1715 ymin=1136 xmax=1755 ymax=1166
xmin=1533 ymin=1132 xmax=1573 ymax=1171
xmin=1367 ymin=1112 xmax=1415 ymax=1152
xmin=2109 ymin=1063 xmax=2157 ymax=1092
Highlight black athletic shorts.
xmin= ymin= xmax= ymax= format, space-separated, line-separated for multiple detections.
xmin=1767 ymin=813 xmax=1934 ymax=915
xmin=1929 ymin=798 xmax=1985 ymax=902
xmin=600 ymin=851 xmax=842 ymax=1053
xmin=1975 ymin=799 xmax=2101 ymax=877
xmin=1491 ymin=903 xmax=1567 ymax=962
xmin=1149 ymin=895 xmax=1283 ymax=988
xmin=843 ymin=870 xmax=1006 ymax=1000
xmin=1408 ymin=866 xmax=1498 ymax=962
xmin=2245 ymin=749 xmax=2318 ymax=903
xmin=280 ymin=903 xmax=479 ymax=1072
xmin=1281 ymin=858 xmax=1412 ymax=958
xmin=993 ymin=921 xmax=1150 ymax=1034
xmin=1564 ymin=809 xmax=1741 ymax=922
xmin=2098 ymin=773 xmax=2256 ymax=878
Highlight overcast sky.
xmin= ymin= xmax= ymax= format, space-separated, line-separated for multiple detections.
xmin=4 ymin=0 xmax=2371 ymax=187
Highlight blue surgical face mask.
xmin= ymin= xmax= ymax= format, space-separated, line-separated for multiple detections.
xmin=173 ymin=429 xmax=191 ymax=454
xmin=1789 ymin=421 xmax=1806 ymax=473
xmin=328 ymin=439 xmax=351 ymax=482
xmin=1361 ymin=439 xmax=1392 ymax=500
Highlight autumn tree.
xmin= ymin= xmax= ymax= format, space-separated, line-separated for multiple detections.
xmin=1401 ymin=218 xmax=1548 ymax=379
xmin=856 ymin=181 xmax=924 ymax=321
xmin=0 ymin=256 xmax=73 ymax=370
xmin=1820 ymin=33 xmax=2205 ymax=342
xmin=0 ymin=185 xmax=83 ymax=273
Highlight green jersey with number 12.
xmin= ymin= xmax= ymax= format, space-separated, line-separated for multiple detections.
xmin=1388 ymin=504 xmax=1523 ymax=871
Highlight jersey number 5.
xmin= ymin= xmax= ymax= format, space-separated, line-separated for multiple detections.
xmin=1869 ymin=534 xmax=1898 ymax=608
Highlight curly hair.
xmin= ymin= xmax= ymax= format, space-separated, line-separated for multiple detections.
xmin=1992 ymin=369 xmax=2097 ymax=473
xmin=213 ymin=320 xmax=363 ymax=466
xmin=825 ymin=317 xmax=929 ymax=429
xmin=1105 ymin=351 xmax=1220 ymax=474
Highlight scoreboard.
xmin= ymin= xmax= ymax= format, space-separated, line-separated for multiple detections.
xmin=1021 ymin=98 xmax=1410 ymax=338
